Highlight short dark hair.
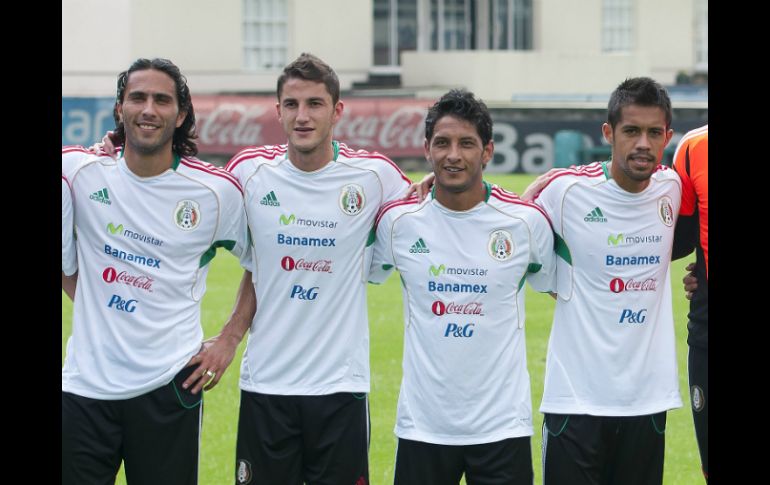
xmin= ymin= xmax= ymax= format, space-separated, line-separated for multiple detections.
xmin=425 ymin=89 xmax=493 ymax=146
xmin=276 ymin=53 xmax=340 ymax=104
xmin=113 ymin=58 xmax=198 ymax=157
xmin=607 ymin=77 xmax=672 ymax=130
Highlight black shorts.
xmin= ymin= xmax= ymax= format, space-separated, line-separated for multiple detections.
xmin=542 ymin=413 xmax=666 ymax=485
xmin=688 ymin=345 xmax=708 ymax=481
xmin=235 ymin=391 xmax=369 ymax=485
xmin=62 ymin=366 xmax=203 ymax=485
xmin=394 ymin=436 xmax=533 ymax=485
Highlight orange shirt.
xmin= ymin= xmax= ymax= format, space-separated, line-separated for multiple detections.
xmin=673 ymin=125 xmax=708 ymax=279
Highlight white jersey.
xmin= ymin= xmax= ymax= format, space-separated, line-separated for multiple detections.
xmin=226 ymin=141 xmax=410 ymax=395
xmin=535 ymin=162 xmax=682 ymax=416
xmin=61 ymin=146 xmax=248 ymax=400
xmin=62 ymin=174 xmax=77 ymax=276
xmin=369 ymin=183 xmax=556 ymax=445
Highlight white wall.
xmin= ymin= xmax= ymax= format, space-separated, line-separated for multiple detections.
xmin=402 ymin=51 xmax=651 ymax=101
xmin=63 ymin=0 xmax=701 ymax=99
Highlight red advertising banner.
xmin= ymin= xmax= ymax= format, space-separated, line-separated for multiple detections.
xmin=193 ymin=95 xmax=432 ymax=157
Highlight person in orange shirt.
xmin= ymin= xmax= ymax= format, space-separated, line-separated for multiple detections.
xmin=671 ymin=124 xmax=708 ymax=483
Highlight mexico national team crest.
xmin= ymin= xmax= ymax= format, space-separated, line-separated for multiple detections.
xmin=174 ymin=200 xmax=201 ymax=231
xmin=657 ymin=196 xmax=674 ymax=226
xmin=339 ymin=183 xmax=365 ymax=216
xmin=488 ymin=229 xmax=513 ymax=261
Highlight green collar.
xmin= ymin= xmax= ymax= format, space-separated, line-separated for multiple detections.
xmin=332 ymin=140 xmax=340 ymax=161
xmin=118 ymin=148 xmax=180 ymax=171
xmin=601 ymin=160 xmax=610 ymax=180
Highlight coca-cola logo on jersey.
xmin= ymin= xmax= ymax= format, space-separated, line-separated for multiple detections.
xmin=609 ymin=277 xmax=657 ymax=293
xmin=102 ymin=267 xmax=154 ymax=292
xmin=431 ymin=301 xmax=485 ymax=316
xmin=281 ymin=256 xmax=333 ymax=273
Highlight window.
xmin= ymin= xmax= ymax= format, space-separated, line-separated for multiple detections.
xmin=602 ymin=0 xmax=634 ymax=52
xmin=488 ymin=0 xmax=533 ymax=50
xmin=694 ymin=0 xmax=707 ymax=71
xmin=243 ymin=0 xmax=288 ymax=70
xmin=374 ymin=0 xmax=532 ymax=67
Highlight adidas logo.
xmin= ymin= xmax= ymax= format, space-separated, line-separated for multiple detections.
xmin=90 ymin=188 xmax=112 ymax=205
xmin=260 ymin=191 xmax=280 ymax=206
xmin=583 ymin=207 xmax=607 ymax=223
xmin=409 ymin=238 xmax=430 ymax=254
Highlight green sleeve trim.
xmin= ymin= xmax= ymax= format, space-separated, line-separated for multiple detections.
xmin=199 ymin=240 xmax=236 ymax=268
xmin=366 ymin=226 xmax=377 ymax=246
xmin=518 ymin=263 xmax=543 ymax=291
xmin=554 ymin=233 xmax=572 ymax=265
xmin=382 ymin=264 xmax=394 ymax=271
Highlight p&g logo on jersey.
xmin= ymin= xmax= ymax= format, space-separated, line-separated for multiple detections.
xmin=107 ymin=294 xmax=137 ymax=313
xmin=444 ymin=323 xmax=475 ymax=337
xmin=618 ymin=308 xmax=646 ymax=324
xmin=290 ymin=285 xmax=319 ymax=300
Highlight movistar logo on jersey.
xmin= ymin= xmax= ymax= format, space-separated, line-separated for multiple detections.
xmin=584 ymin=206 xmax=607 ymax=223
xmin=429 ymin=264 xmax=488 ymax=277
xmin=607 ymin=233 xmax=663 ymax=247
xmin=90 ymin=188 xmax=112 ymax=205
xmin=260 ymin=191 xmax=280 ymax=206
xmin=410 ymin=238 xmax=430 ymax=254
xmin=279 ymin=214 xmax=338 ymax=229
xmin=106 ymin=223 xmax=164 ymax=247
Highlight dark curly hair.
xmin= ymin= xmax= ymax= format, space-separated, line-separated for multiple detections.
xmin=113 ymin=58 xmax=198 ymax=157
xmin=425 ymin=89 xmax=493 ymax=146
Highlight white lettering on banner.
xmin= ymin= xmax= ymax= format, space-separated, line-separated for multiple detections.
xmin=198 ymin=104 xmax=269 ymax=147
xmin=522 ymin=133 xmax=554 ymax=172
xmin=488 ymin=124 xmax=519 ymax=173
xmin=62 ymin=108 xmax=114 ymax=146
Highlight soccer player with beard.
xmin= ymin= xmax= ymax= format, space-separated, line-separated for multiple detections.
xmin=62 ymin=58 xmax=248 ymax=485
xmin=529 ymin=77 xmax=683 ymax=485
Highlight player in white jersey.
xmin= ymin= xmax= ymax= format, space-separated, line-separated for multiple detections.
xmin=370 ymin=90 xmax=555 ymax=484
xmin=62 ymin=174 xmax=77 ymax=299
xmin=221 ymin=53 xmax=411 ymax=485
xmin=527 ymin=77 xmax=682 ymax=485
xmin=61 ymin=58 xmax=248 ymax=485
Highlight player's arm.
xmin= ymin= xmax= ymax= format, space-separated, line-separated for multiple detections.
xmin=404 ymin=172 xmax=435 ymax=202
xmin=671 ymin=142 xmax=697 ymax=260
xmin=86 ymin=131 xmax=120 ymax=159
xmin=368 ymin=208 xmax=397 ymax=284
xmin=183 ymin=269 xmax=256 ymax=394
xmin=520 ymin=168 xmax=560 ymax=201
xmin=524 ymin=207 xmax=557 ymax=296
xmin=183 ymin=184 xmax=252 ymax=394
xmin=61 ymin=271 xmax=77 ymax=301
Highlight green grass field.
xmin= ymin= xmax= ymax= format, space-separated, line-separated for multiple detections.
xmin=62 ymin=173 xmax=701 ymax=484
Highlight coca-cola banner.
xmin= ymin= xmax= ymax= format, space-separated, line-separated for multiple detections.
xmin=63 ymin=96 xmax=707 ymax=174
xmin=193 ymin=95 xmax=431 ymax=158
